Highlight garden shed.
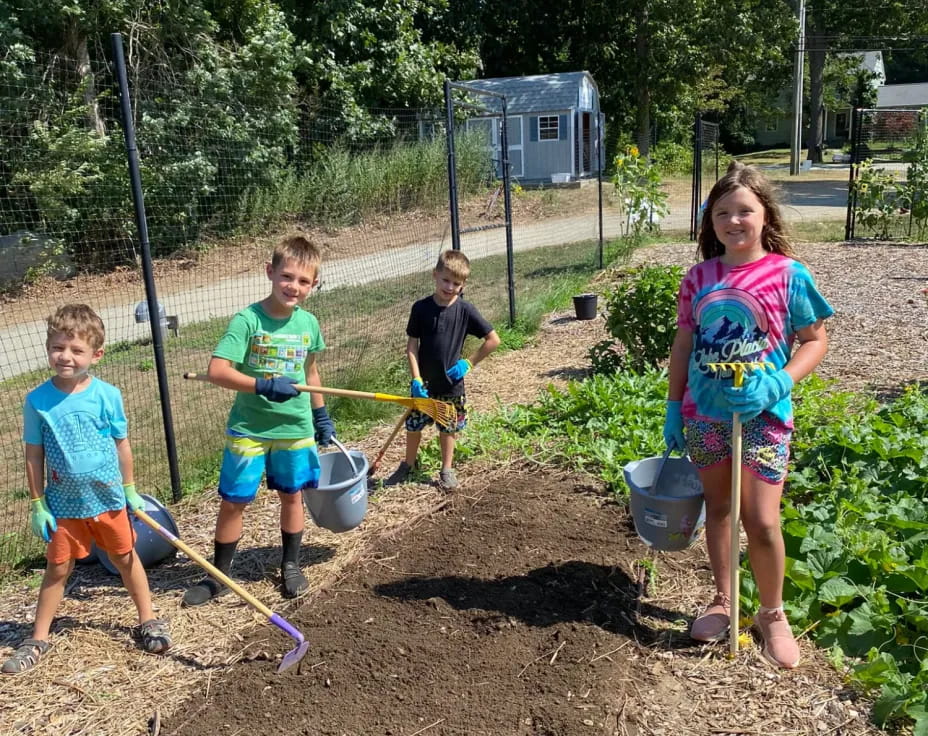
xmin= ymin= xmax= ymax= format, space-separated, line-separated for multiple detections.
xmin=458 ymin=71 xmax=603 ymax=184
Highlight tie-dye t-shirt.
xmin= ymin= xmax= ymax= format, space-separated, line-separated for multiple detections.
xmin=677 ymin=253 xmax=834 ymax=427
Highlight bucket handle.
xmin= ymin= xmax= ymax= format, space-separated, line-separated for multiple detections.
xmin=650 ymin=446 xmax=674 ymax=496
xmin=327 ymin=436 xmax=361 ymax=478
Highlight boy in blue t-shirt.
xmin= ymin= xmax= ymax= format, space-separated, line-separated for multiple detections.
xmin=182 ymin=235 xmax=335 ymax=606
xmin=2 ymin=304 xmax=171 ymax=675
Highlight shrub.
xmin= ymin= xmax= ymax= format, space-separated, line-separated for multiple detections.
xmin=650 ymin=141 xmax=691 ymax=177
xmin=590 ymin=264 xmax=683 ymax=372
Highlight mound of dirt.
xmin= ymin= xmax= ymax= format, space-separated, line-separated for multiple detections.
xmin=164 ymin=470 xmax=874 ymax=736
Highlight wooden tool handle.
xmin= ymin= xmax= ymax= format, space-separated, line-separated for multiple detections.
xmin=184 ymin=372 xmax=390 ymax=401
xmin=133 ymin=508 xmax=274 ymax=619
xmin=730 ymin=412 xmax=743 ymax=655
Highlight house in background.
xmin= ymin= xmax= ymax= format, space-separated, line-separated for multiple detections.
xmin=876 ymin=82 xmax=928 ymax=110
xmin=754 ymin=51 xmax=887 ymax=148
xmin=455 ymin=72 xmax=603 ymax=184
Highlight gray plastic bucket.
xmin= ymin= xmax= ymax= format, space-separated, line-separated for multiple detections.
xmin=303 ymin=439 xmax=368 ymax=533
xmin=96 ymin=494 xmax=179 ymax=575
xmin=623 ymin=453 xmax=705 ymax=552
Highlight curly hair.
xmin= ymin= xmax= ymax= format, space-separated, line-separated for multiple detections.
xmin=697 ymin=160 xmax=796 ymax=261
xmin=46 ymin=304 xmax=105 ymax=351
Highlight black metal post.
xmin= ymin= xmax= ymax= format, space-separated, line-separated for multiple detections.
xmin=690 ymin=115 xmax=700 ymax=240
xmin=499 ymin=99 xmax=516 ymax=327
xmin=111 ymin=32 xmax=182 ymax=501
xmin=597 ymin=111 xmax=604 ymax=269
xmin=845 ymin=108 xmax=863 ymax=241
xmin=444 ymin=80 xmax=461 ymax=251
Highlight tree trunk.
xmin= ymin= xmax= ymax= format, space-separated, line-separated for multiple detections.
xmin=806 ymin=30 xmax=826 ymax=163
xmin=635 ymin=3 xmax=650 ymax=158
xmin=64 ymin=20 xmax=106 ymax=137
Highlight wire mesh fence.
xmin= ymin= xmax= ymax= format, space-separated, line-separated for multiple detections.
xmin=690 ymin=117 xmax=721 ymax=239
xmin=0 ymin=44 xmax=608 ymax=572
xmin=847 ymin=107 xmax=928 ymax=241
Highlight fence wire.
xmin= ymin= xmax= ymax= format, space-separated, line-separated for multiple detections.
xmin=847 ymin=107 xmax=927 ymax=241
xmin=690 ymin=117 xmax=721 ymax=239
xmin=0 ymin=47 xmax=607 ymax=572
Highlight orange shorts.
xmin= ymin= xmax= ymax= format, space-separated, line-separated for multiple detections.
xmin=47 ymin=508 xmax=136 ymax=565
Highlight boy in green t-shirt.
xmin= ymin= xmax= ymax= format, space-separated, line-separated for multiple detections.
xmin=183 ymin=236 xmax=335 ymax=605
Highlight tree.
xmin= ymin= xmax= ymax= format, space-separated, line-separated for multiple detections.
xmin=802 ymin=0 xmax=927 ymax=162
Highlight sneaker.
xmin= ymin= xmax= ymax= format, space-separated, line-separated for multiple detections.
xmin=182 ymin=577 xmax=230 ymax=607
xmin=690 ymin=592 xmax=731 ymax=642
xmin=281 ymin=561 xmax=309 ymax=599
xmin=383 ymin=461 xmax=415 ymax=486
xmin=754 ymin=606 xmax=800 ymax=669
xmin=437 ymin=468 xmax=458 ymax=491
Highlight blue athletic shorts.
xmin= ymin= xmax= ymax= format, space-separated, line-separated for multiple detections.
xmin=218 ymin=431 xmax=321 ymax=504
xmin=683 ymin=414 xmax=792 ymax=484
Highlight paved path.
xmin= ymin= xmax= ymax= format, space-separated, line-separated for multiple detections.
xmin=0 ymin=195 xmax=848 ymax=380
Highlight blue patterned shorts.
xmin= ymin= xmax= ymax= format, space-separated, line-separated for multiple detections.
xmin=405 ymin=394 xmax=467 ymax=434
xmin=219 ymin=432 xmax=321 ymax=503
xmin=683 ymin=414 xmax=792 ymax=484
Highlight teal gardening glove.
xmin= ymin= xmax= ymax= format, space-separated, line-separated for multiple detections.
xmin=30 ymin=496 xmax=58 ymax=544
xmin=123 ymin=483 xmax=145 ymax=512
xmin=410 ymin=378 xmax=429 ymax=398
xmin=663 ymin=400 xmax=685 ymax=452
xmin=446 ymin=358 xmax=472 ymax=382
xmin=721 ymin=369 xmax=794 ymax=423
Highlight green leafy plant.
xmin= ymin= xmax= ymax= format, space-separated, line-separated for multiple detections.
xmin=852 ymin=160 xmax=906 ymax=239
xmin=650 ymin=141 xmax=692 ymax=177
xmin=611 ymin=145 xmax=669 ymax=239
xmin=590 ymin=264 xmax=683 ymax=372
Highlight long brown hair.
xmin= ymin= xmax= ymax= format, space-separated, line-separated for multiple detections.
xmin=697 ymin=161 xmax=795 ymax=260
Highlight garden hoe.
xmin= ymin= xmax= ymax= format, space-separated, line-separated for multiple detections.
xmin=132 ymin=509 xmax=310 ymax=673
xmin=707 ymin=361 xmax=773 ymax=657
xmin=183 ymin=373 xmax=456 ymax=429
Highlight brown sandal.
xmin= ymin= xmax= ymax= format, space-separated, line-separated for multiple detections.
xmin=136 ymin=619 xmax=172 ymax=654
xmin=2 ymin=639 xmax=50 ymax=674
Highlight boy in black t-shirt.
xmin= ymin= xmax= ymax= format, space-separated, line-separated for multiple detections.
xmin=384 ymin=251 xmax=499 ymax=491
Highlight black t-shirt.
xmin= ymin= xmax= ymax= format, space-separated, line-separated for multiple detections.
xmin=406 ymin=296 xmax=493 ymax=397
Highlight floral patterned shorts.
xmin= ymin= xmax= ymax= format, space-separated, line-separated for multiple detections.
xmin=683 ymin=414 xmax=792 ymax=484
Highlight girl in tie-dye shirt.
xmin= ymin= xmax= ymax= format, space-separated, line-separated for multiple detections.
xmin=664 ymin=161 xmax=833 ymax=669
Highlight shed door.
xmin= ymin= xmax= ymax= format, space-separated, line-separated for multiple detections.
xmin=492 ymin=116 xmax=523 ymax=179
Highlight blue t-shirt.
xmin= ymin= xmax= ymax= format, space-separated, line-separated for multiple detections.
xmin=23 ymin=377 xmax=128 ymax=519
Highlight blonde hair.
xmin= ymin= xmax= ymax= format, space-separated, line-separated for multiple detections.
xmin=697 ymin=160 xmax=796 ymax=260
xmin=46 ymin=304 xmax=105 ymax=351
xmin=435 ymin=250 xmax=470 ymax=282
xmin=272 ymin=235 xmax=322 ymax=273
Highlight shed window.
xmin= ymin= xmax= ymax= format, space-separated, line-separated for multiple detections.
xmin=538 ymin=116 xmax=559 ymax=141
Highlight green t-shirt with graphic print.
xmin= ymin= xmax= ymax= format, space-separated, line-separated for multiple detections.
xmin=213 ymin=303 xmax=325 ymax=439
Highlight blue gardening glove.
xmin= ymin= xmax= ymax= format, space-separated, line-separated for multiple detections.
xmin=410 ymin=378 xmax=429 ymax=398
xmin=312 ymin=406 xmax=336 ymax=447
xmin=255 ymin=375 xmax=299 ymax=403
xmin=446 ymin=358 xmax=472 ymax=382
xmin=123 ymin=483 xmax=145 ymax=512
xmin=663 ymin=400 xmax=685 ymax=452
xmin=30 ymin=497 xmax=57 ymax=544
xmin=721 ymin=369 xmax=794 ymax=423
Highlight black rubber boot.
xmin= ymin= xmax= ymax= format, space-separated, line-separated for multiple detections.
xmin=182 ymin=539 xmax=237 ymax=607
xmin=281 ymin=530 xmax=308 ymax=599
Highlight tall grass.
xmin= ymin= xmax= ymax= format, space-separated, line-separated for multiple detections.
xmin=240 ymin=132 xmax=493 ymax=229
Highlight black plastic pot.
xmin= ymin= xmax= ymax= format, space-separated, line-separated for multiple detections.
xmin=573 ymin=293 xmax=598 ymax=320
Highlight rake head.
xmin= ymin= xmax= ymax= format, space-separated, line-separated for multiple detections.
xmin=706 ymin=361 xmax=773 ymax=388
xmin=406 ymin=397 xmax=457 ymax=429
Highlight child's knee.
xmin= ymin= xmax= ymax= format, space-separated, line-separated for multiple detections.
xmin=105 ymin=549 xmax=136 ymax=572
xmin=44 ymin=560 xmax=72 ymax=583
xmin=742 ymin=514 xmax=781 ymax=544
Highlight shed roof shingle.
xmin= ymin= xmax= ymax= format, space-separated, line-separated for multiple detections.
xmin=458 ymin=72 xmax=594 ymax=114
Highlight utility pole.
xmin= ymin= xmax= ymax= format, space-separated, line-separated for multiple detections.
xmin=790 ymin=0 xmax=806 ymax=175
